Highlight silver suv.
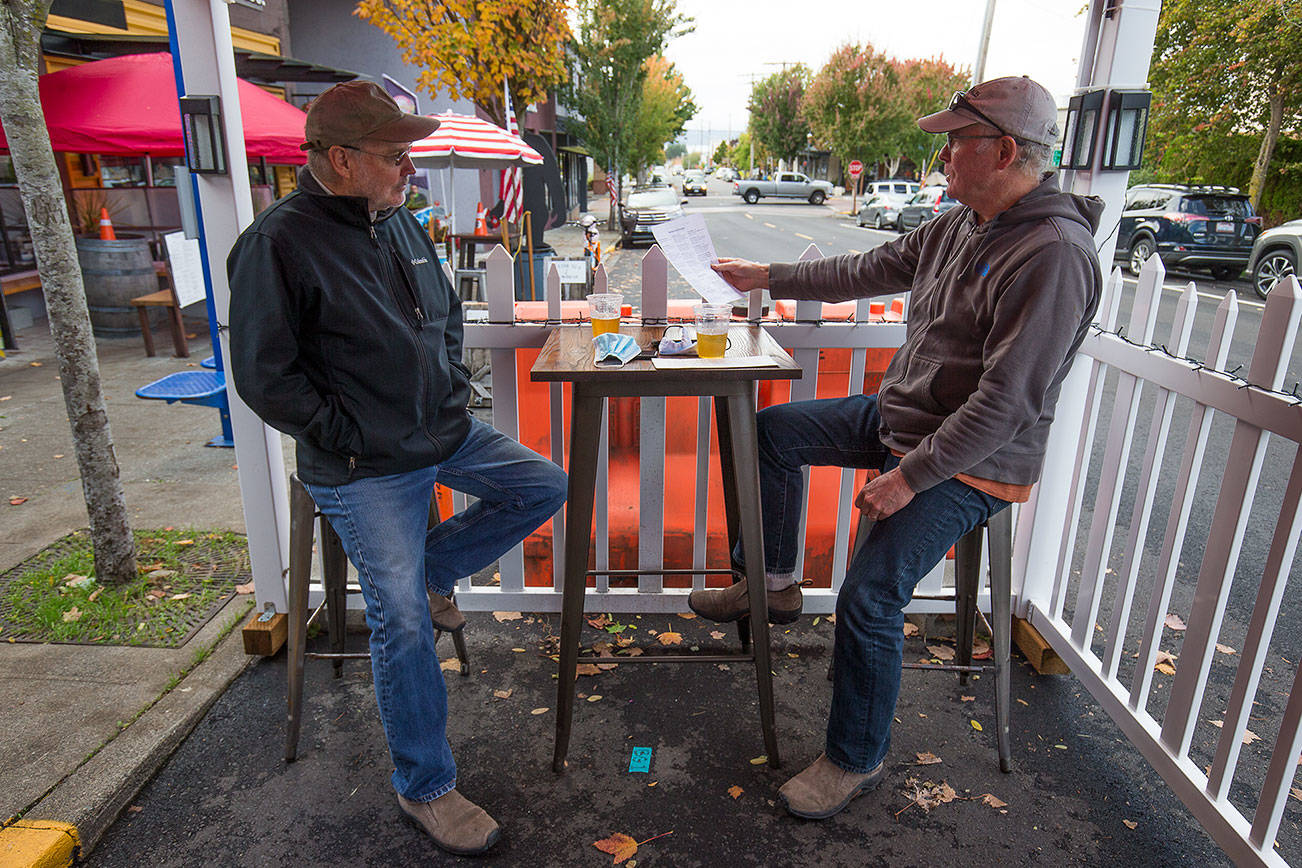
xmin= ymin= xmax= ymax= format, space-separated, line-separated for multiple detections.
xmin=1247 ymin=218 xmax=1301 ymax=299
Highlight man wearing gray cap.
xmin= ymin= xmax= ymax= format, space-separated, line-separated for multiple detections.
xmin=227 ymin=81 xmax=566 ymax=855
xmin=690 ymin=76 xmax=1103 ymax=818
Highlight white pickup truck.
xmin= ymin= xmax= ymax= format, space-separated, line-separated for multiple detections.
xmin=732 ymin=172 xmax=834 ymax=205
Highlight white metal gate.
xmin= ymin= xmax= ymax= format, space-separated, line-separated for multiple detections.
xmin=1014 ymin=255 xmax=1302 ymax=866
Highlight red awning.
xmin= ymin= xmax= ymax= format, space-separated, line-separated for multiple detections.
xmin=0 ymin=52 xmax=307 ymax=163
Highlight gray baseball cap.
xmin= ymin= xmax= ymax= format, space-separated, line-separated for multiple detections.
xmin=918 ymin=76 xmax=1060 ymax=147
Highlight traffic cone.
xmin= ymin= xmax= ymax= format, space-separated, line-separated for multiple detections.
xmin=474 ymin=201 xmax=487 ymax=235
xmin=98 ymin=207 xmax=116 ymax=240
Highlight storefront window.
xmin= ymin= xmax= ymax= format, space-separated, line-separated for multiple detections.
xmin=150 ymin=157 xmax=183 ymax=187
xmin=99 ymin=155 xmax=146 ymax=187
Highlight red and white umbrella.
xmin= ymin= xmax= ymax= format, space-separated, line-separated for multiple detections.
xmin=409 ymin=111 xmax=542 ymax=169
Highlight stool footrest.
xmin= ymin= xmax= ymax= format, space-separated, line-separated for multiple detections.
xmin=582 ymin=653 xmax=755 ymax=665
xmin=304 ymin=651 xmax=372 ymax=660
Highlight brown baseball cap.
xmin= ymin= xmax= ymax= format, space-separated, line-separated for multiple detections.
xmin=300 ymin=81 xmax=438 ymax=152
xmin=918 ymin=75 xmax=1060 ymax=147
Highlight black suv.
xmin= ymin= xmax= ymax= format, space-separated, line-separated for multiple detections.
xmin=1115 ymin=184 xmax=1261 ymax=280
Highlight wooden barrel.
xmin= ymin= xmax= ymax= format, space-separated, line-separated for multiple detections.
xmin=75 ymin=235 xmax=162 ymax=336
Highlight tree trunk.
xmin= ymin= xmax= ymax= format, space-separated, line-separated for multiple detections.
xmin=0 ymin=0 xmax=137 ymax=584
xmin=1249 ymin=87 xmax=1284 ymax=213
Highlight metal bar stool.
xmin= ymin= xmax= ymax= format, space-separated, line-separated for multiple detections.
xmin=846 ymin=507 xmax=1014 ymax=773
xmin=285 ymin=473 xmax=469 ymax=762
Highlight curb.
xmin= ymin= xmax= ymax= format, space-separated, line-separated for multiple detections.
xmin=0 ymin=597 xmax=255 ymax=864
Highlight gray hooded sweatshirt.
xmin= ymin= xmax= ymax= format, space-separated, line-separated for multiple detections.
xmin=768 ymin=174 xmax=1104 ymax=493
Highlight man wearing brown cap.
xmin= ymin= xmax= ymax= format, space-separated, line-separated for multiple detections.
xmin=689 ymin=76 xmax=1103 ymax=818
xmin=227 ymin=81 xmax=566 ymax=855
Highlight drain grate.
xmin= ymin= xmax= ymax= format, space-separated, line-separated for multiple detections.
xmin=0 ymin=529 xmax=251 ymax=648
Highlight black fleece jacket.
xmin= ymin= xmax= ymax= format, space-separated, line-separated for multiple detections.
xmin=227 ymin=169 xmax=471 ymax=486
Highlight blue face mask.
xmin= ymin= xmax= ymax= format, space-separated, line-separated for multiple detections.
xmin=657 ymin=324 xmax=698 ymax=356
xmin=593 ymin=332 xmax=641 ymax=367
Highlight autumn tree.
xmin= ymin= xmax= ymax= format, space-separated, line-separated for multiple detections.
xmin=354 ymin=0 xmax=571 ymax=127
xmin=749 ymin=65 xmax=810 ymax=167
xmin=0 ymin=0 xmax=136 ymax=583
xmin=628 ymin=54 xmax=697 ymax=176
xmin=712 ymin=139 xmax=729 ymax=166
xmin=1146 ymin=0 xmax=1302 ymax=212
xmin=561 ymin=0 xmax=692 ymax=225
xmin=801 ymin=43 xmax=909 ymax=184
xmin=893 ymin=57 xmax=968 ymax=181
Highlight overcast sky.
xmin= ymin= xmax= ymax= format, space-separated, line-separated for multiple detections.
xmin=662 ymin=0 xmax=1090 ymax=153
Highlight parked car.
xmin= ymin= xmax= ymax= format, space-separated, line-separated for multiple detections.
xmin=683 ymin=171 xmax=708 ymax=196
xmin=619 ymin=186 xmax=685 ymax=247
xmin=856 ymin=180 xmax=920 ymax=230
xmin=898 ymin=186 xmax=958 ymax=230
xmin=716 ymin=167 xmax=739 ymax=182
xmin=1114 ymin=184 xmax=1260 ymax=280
xmin=1247 ymin=217 xmax=1302 ymax=299
xmin=734 ymin=172 xmax=834 ymax=205
xmin=857 ymin=194 xmax=903 ymax=230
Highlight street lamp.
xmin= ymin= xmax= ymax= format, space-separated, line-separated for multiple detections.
xmin=179 ymin=95 xmax=228 ymax=175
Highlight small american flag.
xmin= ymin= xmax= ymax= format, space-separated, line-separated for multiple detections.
xmin=500 ymin=78 xmax=523 ymax=224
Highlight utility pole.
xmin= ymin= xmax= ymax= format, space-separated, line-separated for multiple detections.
xmin=973 ymin=0 xmax=997 ymax=85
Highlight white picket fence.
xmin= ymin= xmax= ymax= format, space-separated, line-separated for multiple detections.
xmin=445 ymin=242 xmax=970 ymax=615
xmin=1017 ymin=255 xmax=1302 ymax=866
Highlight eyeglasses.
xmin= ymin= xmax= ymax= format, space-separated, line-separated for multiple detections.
xmin=339 ymin=144 xmax=413 ymax=167
xmin=944 ymin=132 xmax=1005 ymax=149
xmin=947 ymin=91 xmax=1008 ymax=138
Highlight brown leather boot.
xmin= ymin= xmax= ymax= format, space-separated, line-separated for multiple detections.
xmin=397 ymin=790 xmax=501 ymax=855
xmin=778 ymin=753 xmax=885 ymax=819
xmin=686 ymin=577 xmax=802 ymax=624
xmin=428 ymin=591 xmax=465 ymax=633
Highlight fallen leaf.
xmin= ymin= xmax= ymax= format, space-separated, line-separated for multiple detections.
xmin=812 ymin=616 xmax=821 ymax=626
xmin=1155 ymin=662 xmax=1177 ymax=676
xmin=176 ymin=539 xmax=194 ymax=546
xmin=587 ymin=694 xmax=603 ymax=702
xmin=657 ymin=631 xmax=683 ymax=646
xmin=787 ymin=652 xmax=799 ymax=658
xmin=492 ymin=689 xmax=512 ymax=699
xmin=493 ymin=611 xmax=523 ymax=622
xmin=709 ymin=631 xmax=726 ymax=640
xmin=971 ymin=638 xmax=992 ymax=660
xmin=439 ymin=658 xmax=461 ymax=673
xmin=87 ymin=588 xmax=102 ymax=603
xmin=927 ymin=644 xmax=955 ymax=661
xmin=1123 ymin=819 xmax=1137 ymax=830
xmin=148 ymin=569 xmax=178 ymax=579
xmin=575 ymin=663 xmax=601 ymax=676
xmin=960 ymin=695 xmax=976 ymax=702
xmin=1216 ymin=643 xmax=1236 ymax=655
xmin=971 ymin=719 xmax=983 ymax=732
xmin=593 ymin=832 xmax=638 ymax=864
xmin=148 ymin=589 xmax=167 ymax=599
xmin=592 ymin=641 xmax=613 ymax=655
xmin=1291 ymin=787 xmax=1302 ymax=803
xmin=597 ymin=662 xmax=619 ymax=670
xmin=235 ymin=582 xmax=255 ymax=595
xmin=1016 ymin=698 xmax=1029 ymax=706
xmin=64 ymin=573 xmax=91 ymax=586
xmin=586 ymin=614 xmax=611 ymax=630
xmin=489 ymin=572 xmax=501 ymax=586
xmin=62 ymin=606 xmax=82 ymax=622
xmin=1155 ymin=649 xmax=1178 ymax=666
xmin=677 ymin=613 xmax=696 ymax=620
xmin=903 ymin=622 xmax=919 ymax=637
xmin=52 ymin=454 xmax=63 ymax=458
xmin=1164 ymin=613 xmax=1187 ymax=631
xmin=915 ymin=752 xmax=943 ymax=765
xmin=169 ymin=593 xmax=191 ymax=601
xmin=622 ymin=647 xmax=644 ymax=657
xmin=126 ymin=805 xmax=143 ymax=813
xmin=902 ymin=778 xmax=958 ymax=813
xmin=727 ymin=785 xmax=743 ymax=799
xmin=749 ymin=755 xmax=768 ymax=765
xmin=530 ymin=707 xmax=549 ymax=715
xmin=9 ymin=496 xmax=27 ymax=505
xmin=981 ymin=793 xmax=1007 ymax=808
xmin=510 ymin=647 xmax=526 ymax=653
xmin=29 ymin=361 xmax=41 ymax=366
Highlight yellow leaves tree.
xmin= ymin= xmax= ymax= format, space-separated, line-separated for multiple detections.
xmin=353 ymin=0 xmax=571 ymax=126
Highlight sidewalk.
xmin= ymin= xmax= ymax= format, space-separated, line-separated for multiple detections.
xmin=0 ymin=239 xmax=1228 ymax=866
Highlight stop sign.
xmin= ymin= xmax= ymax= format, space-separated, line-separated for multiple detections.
xmin=848 ymin=160 xmax=863 ymax=177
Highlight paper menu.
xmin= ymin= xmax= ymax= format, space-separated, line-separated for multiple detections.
xmin=650 ymin=214 xmax=745 ymax=305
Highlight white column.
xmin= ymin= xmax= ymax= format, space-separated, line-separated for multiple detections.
xmin=1014 ymin=0 xmax=1163 ymax=615
xmin=166 ymin=0 xmax=291 ymax=610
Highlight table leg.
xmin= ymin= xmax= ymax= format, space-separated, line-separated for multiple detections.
xmin=554 ymin=387 xmax=604 ymax=773
xmin=712 ymin=395 xmax=750 ymax=652
xmin=722 ymin=390 xmax=781 ymax=769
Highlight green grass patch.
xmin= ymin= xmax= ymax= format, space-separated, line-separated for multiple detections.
xmin=0 ymin=528 xmax=250 ymax=647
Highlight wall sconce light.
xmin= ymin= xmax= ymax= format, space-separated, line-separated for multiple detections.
xmin=1060 ymin=89 xmax=1105 ymax=171
xmin=1102 ymin=90 xmax=1151 ymax=171
xmin=179 ymin=95 xmax=228 ymax=175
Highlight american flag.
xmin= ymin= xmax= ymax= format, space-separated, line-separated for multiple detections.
xmin=499 ymin=78 xmax=523 ymax=224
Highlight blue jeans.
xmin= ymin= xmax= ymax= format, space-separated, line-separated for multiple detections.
xmin=305 ymin=418 xmax=567 ymax=800
xmin=753 ymin=395 xmax=1008 ymax=773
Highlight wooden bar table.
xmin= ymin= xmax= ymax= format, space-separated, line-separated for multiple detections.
xmin=447 ymin=231 xmax=518 ymax=269
xmin=531 ymin=323 xmax=802 ymax=772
